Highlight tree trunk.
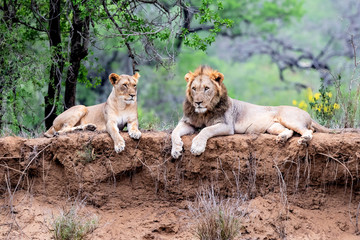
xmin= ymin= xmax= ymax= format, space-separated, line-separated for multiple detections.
xmin=45 ymin=0 xmax=64 ymax=129
xmin=64 ymin=4 xmax=90 ymax=110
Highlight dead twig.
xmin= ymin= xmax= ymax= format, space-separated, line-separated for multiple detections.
xmin=0 ymin=164 xmax=24 ymax=174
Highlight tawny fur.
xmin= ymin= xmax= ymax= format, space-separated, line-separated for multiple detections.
xmin=171 ymin=65 xmax=359 ymax=159
xmin=44 ymin=72 xmax=141 ymax=153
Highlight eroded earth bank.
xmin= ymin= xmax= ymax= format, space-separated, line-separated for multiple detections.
xmin=1 ymin=131 xmax=360 ymax=239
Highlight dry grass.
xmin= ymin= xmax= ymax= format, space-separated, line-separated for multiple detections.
xmin=188 ymin=186 xmax=247 ymax=240
xmin=50 ymin=201 xmax=98 ymax=240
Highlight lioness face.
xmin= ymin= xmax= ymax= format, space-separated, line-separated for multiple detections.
xmin=109 ymin=73 xmax=140 ymax=104
xmin=189 ymin=76 xmax=218 ymax=113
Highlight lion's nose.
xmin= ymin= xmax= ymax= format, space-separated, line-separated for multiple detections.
xmin=195 ymin=101 xmax=202 ymax=106
xmin=129 ymin=94 xmax=135 ymax=98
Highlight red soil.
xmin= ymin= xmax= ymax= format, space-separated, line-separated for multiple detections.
xmin=1 ymin=131 xmax=360 ymax=239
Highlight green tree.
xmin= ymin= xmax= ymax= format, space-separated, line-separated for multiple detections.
xmin=0 ymin=0 xmax=304 ymax=133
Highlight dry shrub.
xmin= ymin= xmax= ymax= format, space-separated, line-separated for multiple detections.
xmin=188 ymin=186 xmax=247 ymax=240
xmin=51 ymin=202 xmax=98 ymax=240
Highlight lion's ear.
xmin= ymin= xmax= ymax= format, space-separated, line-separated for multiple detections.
xmin=212 ymin=71 xmax=224 ymax=83
xmin=109 ymin=73 xmax=121 ymax=85
xmin=185 ymin=71 xmax=194 ymax=82
xmin=133 ymin=72 xmax=140 ymax=81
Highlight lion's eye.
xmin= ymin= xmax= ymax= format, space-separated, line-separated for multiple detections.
xmin=204 ymin=87 xmax=209 ymax=91
xmin=192 ymin=87 xmax=196 ymax=91
xmin=123 ymin=84 xmax=128 ymax=88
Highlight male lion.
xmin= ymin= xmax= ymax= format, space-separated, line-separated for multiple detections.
xmin=171 ymin=65 xmax=354 ymax=159
xmin=44 ymin=72 xmax=141 ymax=153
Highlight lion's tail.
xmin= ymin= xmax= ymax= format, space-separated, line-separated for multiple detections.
xmin=311 ymin=120 xmax=360 ymax=133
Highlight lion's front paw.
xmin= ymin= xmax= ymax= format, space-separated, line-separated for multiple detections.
xmin=114 ymin=141 xmax=125 ymax=153
xmin=190 ymin=138 xmax=207 ymax=156
xmin=171 ymin=142 xmax=183 ymax=159
xmin=129 ymin=130 xmax=141 ymax=140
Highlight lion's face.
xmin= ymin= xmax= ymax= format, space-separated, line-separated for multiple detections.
xmin=189 ymin=76 xmax=218 ymax=113
xmin=109 ymin=72 xmax=140 ymax=104
xmin=185 ymin=66 xmax=225 ymax=113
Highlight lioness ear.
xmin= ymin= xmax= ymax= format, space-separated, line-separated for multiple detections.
xmin=109 ymin=73 xmax=120 ymax=85
xmin=133 ymin=72 xmax=140 ymax=81
xmin=185 ymin=71 xmax=194 ymax=82
xmin=212 ymin=71 xmax=224 ymax=83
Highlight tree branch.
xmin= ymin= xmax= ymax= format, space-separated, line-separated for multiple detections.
xmin=102 ymin=0 xmax=138 ymax=74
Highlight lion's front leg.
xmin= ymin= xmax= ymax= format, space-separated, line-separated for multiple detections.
xmin=171 ymin=120 xmax=195 ymax=159
xmin=106 ymin=120 xmax=125 ymax=153
xmin=191 ymin=123 xmax=234 ymax=156
xmin=127 ymin=119 xmax=141 ymax=140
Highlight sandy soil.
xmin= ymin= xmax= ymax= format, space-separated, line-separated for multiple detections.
xmin=1 ymin=131 xmax=360 ymax=239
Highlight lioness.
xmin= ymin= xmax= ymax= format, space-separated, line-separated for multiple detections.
xmin=171 ymin=65 xmax=354 ymax=159
xmin=44 ymin=72 xmax=141 ymax=153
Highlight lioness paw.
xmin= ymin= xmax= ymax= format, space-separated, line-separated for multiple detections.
xmin=276 ymin=134 xmax=288 ymax=144
xmin=84 ymin=124 xmax=97 ymax=131
xmin=190 ymin=139 xmax=206 ymax=156
xmin=114 ymin=142 xmax=125 ymax=153
xmin=129 ymin=130 xmax=141 ymax=140
xmin=298 ymin=130 xmax=313 ymax=145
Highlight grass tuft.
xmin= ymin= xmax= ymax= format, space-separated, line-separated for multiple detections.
xmin=51 ymin=203 xmax=98 ymax=240
xmin=188 ymin=186 xmax=246 ymax=240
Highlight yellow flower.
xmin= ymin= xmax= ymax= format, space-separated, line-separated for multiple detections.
xmin=326 ymin=92 xmax=333 ymax=98
xmin=298 ymin=100 xmax=307 ymax=110
xmin=292 ymin=100 xmax=298 ymax=106
xmin=314 ymin=93 xmax=321 ymax=100
xmin=306 ymin=88 xmax=314 ymax=102
xmin=333 ymin=103 xmax=340 ymax=109
xmin=324 ymin=106 xmax=328 ymax=113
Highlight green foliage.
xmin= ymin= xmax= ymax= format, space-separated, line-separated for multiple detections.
xmin=76 ymin=84 xmax=98 ymax=106
xmin=78 ymin=63 xmax=102 ymax=89
xmin=137 ymin=65 xmax=184 ymax=129
xmin=0 ymin=0 xmax=308 ymax=134
xmin=221 ymin=0 xmax=304 ymax=35
xmin=182 ymin=0 xmax=304 ymax=51
xmin=0 ymin=15 xmax=49 ymax=135
xmin=308 ymin=81 xmax=340 ymax=126
xmin=291 ymin=67 xmax=360 ymax=129
xmin=332 ymin=71 xmax=360 ymax=128
xmin=183 ymin=0 xmax=234 ymax=51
